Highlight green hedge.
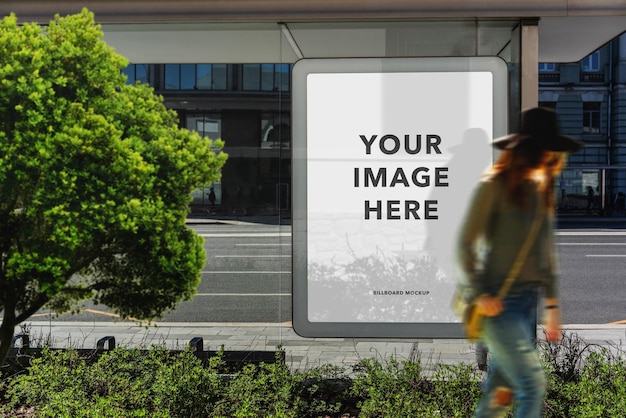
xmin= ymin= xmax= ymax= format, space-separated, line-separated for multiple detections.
xmin=1 ymin=333 xmax=624 ymax=417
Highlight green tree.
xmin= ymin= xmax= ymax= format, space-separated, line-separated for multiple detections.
xmin=0 ymin=9 xmax=227 ymax=364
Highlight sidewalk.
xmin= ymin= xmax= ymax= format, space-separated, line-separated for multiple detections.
xmin=19 ymin=321 xmax=626 ymax=373
xmin=557 ymin=214 xmax=626 ymax=229
xmin=13 ymin=215 xmax=625 ymax=372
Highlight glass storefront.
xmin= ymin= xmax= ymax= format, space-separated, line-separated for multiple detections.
xmin=124 ymin=63 xmax=293 ymax=217
xmin=122 ymin=19 xmax=527 ymax=222
xmin=558 ymin=167 xmax=626 ymax=216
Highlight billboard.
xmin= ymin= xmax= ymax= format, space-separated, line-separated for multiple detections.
xmin=292 ymin=57 xmax=508 ymax=338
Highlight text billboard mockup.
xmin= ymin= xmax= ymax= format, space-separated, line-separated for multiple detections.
xmin=292 ymin=57 xmax=508 ymax=338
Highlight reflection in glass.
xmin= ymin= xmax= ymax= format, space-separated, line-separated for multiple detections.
xmin=197 ymin=64 xmax=212 ymax=89
xmin=181 ymin=64 xmax=195 ymax=89
xmin=122 ymin=64 xmax=150 ymax=85
xmin=165 ymin=64 xmax=180 ymax=89
xmin=243 ymin=64 xmax=261 ymax=90
xmin=213 ymin=64 xmax=228 ymax=90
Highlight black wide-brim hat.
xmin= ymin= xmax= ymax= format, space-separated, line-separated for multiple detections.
xmin=492 ymin=107 xmax=584 ymax=152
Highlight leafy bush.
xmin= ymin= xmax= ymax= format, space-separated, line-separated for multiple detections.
xmin=543 ymin=346 xmax=626 ymax=418
xmin=0 ymin=335 xmax=624 ymax=417
xmin=429 ymin=363 xmax=482 ymax=416
xmin=0 ymin=348 xmax=353 ymax=418
xmin=350 ymin=356 xmax=482 ymax=417
xmin=1 ymin=346 xmax=225 ymax=417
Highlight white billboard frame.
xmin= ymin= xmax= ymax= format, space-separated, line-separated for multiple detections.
xmin=292 ymin=57 xmax=508 ymax=338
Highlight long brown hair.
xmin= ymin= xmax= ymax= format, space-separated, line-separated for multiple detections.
xmin=489 ymin=145 xmax=566 ymax=215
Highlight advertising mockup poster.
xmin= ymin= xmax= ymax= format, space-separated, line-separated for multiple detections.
xmin=292 ymin=57 xmax=508 ymax=337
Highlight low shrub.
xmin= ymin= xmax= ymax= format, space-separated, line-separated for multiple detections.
xmin=543 ymin=346 xmax=626 ymax=418
xmin=0 ymin=332 xmax=623 ymax=417
xmin=1 ymin=346 xmax=222 ymax=417
xmin=351 ymin=357 xmax=481 ymax=417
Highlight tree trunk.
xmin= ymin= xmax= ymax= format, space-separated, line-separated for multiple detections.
xmin=0 ymin=309 xmax=17 ymax=366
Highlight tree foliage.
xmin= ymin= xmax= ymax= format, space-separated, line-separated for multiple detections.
xmin=0 ymin=9 xmax=227 ymax=363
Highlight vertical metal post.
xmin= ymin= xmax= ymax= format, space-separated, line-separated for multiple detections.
xmin=521 ymin=19 xmax=539 ymax=110
xmin=521 ymin=19 xmax=540 ymax=343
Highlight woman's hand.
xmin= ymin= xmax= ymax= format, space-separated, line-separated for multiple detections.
xmin=476 ymin=295 xmax=504 ymax=317
xmin=544 ymin=307 xmax=562 ymax=342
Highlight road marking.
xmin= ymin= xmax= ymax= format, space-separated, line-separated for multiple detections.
xmin=235 ymin=243 xmax=291 ymax=246
xmin=200 ymin=233 xmax=290 ymax=238
xmin=559 ymin=243 xmax=626 ymax=245
xmin=195 ymin=293 xmax=290 ymax=297
xmin=202 ymin=271 xmax=291 ymax=274
xmin=557 ymin=231 xmax=626 ymax=236
xmin=214 ymin=255 xmax=290 ymax=258
xmin=609 ymin=319 xmax=626 ymax=325
xmin=83 ymin=309 xmax=149 ymax=324
xmin=585 ymin=255 xmax=626 ymax=257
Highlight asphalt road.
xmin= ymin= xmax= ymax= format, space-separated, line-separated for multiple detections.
xmin=46 ymin=219 xmax=625 ymax=326
xmin=556 ymin=229 xmax=626 ymax=324
xmin=161 ymin=221 xmax=292 ymax=323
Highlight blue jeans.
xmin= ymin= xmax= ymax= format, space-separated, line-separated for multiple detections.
xmin=474 ymin=290 xmax=546 ymax=418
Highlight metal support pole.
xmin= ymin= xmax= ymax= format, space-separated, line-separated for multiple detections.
xmin=521 ymin=19 xmax=539 ymax=111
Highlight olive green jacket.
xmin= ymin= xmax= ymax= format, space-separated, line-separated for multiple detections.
xmin=456 ymin=176 xmax=558 ymax=300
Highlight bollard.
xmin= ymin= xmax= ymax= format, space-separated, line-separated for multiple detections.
xmin=96 ymin=336 xmax=116 ymax=351
xmin=476 ymin=342 xmax=488 ymax=371
xmin=189 ymin=337 xmax=204 ymax=352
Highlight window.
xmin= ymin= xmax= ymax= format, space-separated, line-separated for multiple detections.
xmin=186 ymin=114 xmax=222 ymax=139
xmin=582 ymin=102 xmax=601 ymax=134
xmin=123 ymin=64 xmax=151 ymax=85
xmin=196 ymin=65 xmax=212 ymax=89
xmin=242 ymin=64 xmax=292 ymax=92
xmin=164 ymin=64 xmax=180 ymax=89
xmin=164 ymin=64 xmax=229 ymax=90
xmin=212 ymin=65 xmax=228 ymax=90
xmin=582 ymin=51 xmax=600 ymax=72
xmin=261 ymin=113 xmax=290 ymax=148
xmin=180 ymin=64 xmax=195 ymax=89
xmin=275 ymin=64 xmax=291 ymax=92
xmin=538 ymin=63 xmax=555 ymax=72
xmin=185 ymin=114 xmax=223 ymax=207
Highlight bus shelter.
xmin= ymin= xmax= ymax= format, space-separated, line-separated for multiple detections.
xmin=3 ymin=0 xmax=626 ymax=338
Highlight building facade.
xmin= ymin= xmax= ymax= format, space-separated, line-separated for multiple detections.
xmin=540 ymin=33 xmax=626 ymax=215
xmin=127 ymin=32 xmax=626 ymax=218
xmin=5 ymin=1 xmax=625 ymax=220
xmin=123 ymin=63 xmax=293 ymax=216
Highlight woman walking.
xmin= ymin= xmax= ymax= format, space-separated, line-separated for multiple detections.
xmin=457 ymin=107 xmax=583 ymax=417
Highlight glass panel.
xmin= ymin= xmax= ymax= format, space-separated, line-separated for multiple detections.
xmin=196 ymin=64 xmax=212 ymax=89
xmin=556 ymin=167 xmax=626 ymax=216
xmin=261 ymin=64 xmax=275 ymax=91
xmin=213 ymin=64 xmax=228 ymax=90
xmin=164 ymin=64 xmax=180 ymax=89
xmin=261 ymin=113 xmax=290 ymax=149
xmin=557 ymin=169 xmax=594 ymax=213
xmin=242 ymin=64 xmax=260 ymax=90
xmin=63 ymin=18 xmax=526 ymax=374
xmin=583 ymin=102 xmax=601 ymax=134
xmin=181 ymin=64 xmax=195 ymax=90
xmin=187 ymin=115 xmax=221 ymax=139
xmin=135 ymin=64 xmax=149 ymax=84
xmin=582 ymin=51 xmax=600 ymax=71
xmin=276 ymin=64 xmax=291 ymax=91
xmin=122 ymin=65 xmax=135 ymax=84
xmin=539 ymin=63 xmax=555 ymax=71
xmin=288 ymin=20 xmax=517 ymax=58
